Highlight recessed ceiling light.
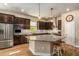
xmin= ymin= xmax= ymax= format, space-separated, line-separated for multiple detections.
xmin=4 ymin=3 xmax=8 ymax=6
xmin=21 ymin=9 xmax=24 ymax=12
xmin=66 ymin=8 xmax=70 ymax=11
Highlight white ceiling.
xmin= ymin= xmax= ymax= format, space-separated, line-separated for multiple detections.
xmin=0 ymin=3 xmax=79 ymax=18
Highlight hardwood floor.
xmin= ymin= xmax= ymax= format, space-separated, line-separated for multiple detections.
xmin=0 ymin=44 xmax=33 ymax=56
xmin=51 ymin=42 xmax=79 ymax=56
xmin=61 ymin=43 xmax=79 ymax=56
xmin=0 ymin=43 xmax=79 ymax=56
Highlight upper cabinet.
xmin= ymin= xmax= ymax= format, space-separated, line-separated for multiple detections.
xmin=45 ymin=22 xmax=53 ymax=29
xmin=58 ymin=20 xmax=61 ymax=30
xmin=0 ymin=13 xmax=15 ymax=24
xmin=14 ymin=17 xmax=23 ymax=24
xmin=14 ymin=17 xmax=30 ymax=29
xmin=23 ymin=19 xmax=30 ymax=29
xmin=0 ymin=13 xmax=30 ymax=29
xmin=0 ymin=13 xmax=5 ymax=23
xmin=37 ymin=21 xmax=45 ymax=30
xmin=4 ymin=14 xmax=15 ymax=24
xmin=37 ymin=21 xmax=53 ymax=30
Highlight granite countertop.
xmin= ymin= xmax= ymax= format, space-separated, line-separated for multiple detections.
xmin=14 ymin=33 xmax=51 ymax=36
xmin=14 ymin=32 xmax=61 ymax=36
xmin=14 ymin=32 xmax=65 ymax=42
xmin=29 ymin=35 xmax=65 ymax=42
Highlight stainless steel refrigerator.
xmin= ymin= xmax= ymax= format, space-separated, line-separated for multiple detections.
xmin=0 ymin=23 xmax=13 ymax=49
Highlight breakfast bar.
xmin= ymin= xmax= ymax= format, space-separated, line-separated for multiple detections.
xmin=28 ymin=33 xmax=65 ymax=56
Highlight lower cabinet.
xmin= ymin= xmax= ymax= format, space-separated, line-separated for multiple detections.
xmin=14 ymin=35 xmax=27 ymax=45
xmin=20 ymin=36 xmax=27 ymax=44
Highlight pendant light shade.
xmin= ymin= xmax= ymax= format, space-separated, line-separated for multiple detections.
xmin=50 ymin=8 xmax=53 ymax=17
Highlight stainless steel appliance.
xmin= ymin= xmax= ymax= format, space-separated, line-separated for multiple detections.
xmin=14 ymin=24 xmax=22 ymax=33
xmin=0 ymin=23 xmax=13 ymax=49
xmin=15 ymin=29 xmax=21 ymax=33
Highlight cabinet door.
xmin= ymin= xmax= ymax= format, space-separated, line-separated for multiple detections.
xmin=20 ymin=36 xmax=27 ymax=44
xmin=19 ymin=19 xmax=24 ymax=24
xmin=14 ymin=17 xmax=30 ymax=29
xmin=38 ymin=21 xmax=44 ymax=30
xmin=0 ymin=13 xmax=5 ymax=23
xmin=14 ymin=17 xmax=19 ymax=24
xmin=4 ymin=15 xmax=14 ymax=24
xmin=58 ymin=20 xmax=61 ymax=30
xmin=14 ymin=35 xmax=21 ymax=45
xmin=38 ymin=21 xmax=53 ymax=30
xmin=23 ymin=19 xmax=30 ymax=29
xmin=14 ymin=35 xmax=27 ymax=45
xmin=14 ymin=17 xmax=22 ymax=24
xmin=14 ymin=17 xmax=25 ymax=24
xmin=47 ymin=22 xmax=53 ymax=29
xmin=18 ymin=18 xmax=24 ymax=24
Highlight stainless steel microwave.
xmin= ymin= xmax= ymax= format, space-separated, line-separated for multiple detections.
xmin=15 ymin=29 xmax=21 ymax=33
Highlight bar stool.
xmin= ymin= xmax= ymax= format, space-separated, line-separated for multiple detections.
xmin=51 ymin=40 xmax=64 ymax=56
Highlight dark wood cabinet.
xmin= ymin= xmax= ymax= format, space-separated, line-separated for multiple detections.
xmin=0 ymin=13 xmax=5 ymax=23
xmin=0 ymin=13 xmax=15 ymax=24
xmin=0 ymin=13 xmax=30 ymax=28
xmin=14 ymin=17 xmax=24 ymax=24
xmin=14 ymin=17 xmax=30 ymax=29
xmin=4 ymin=14 xmax=15 ymax=24
xmin=14 ymin=35 xmax=21 ymax=45
xmin=38 ymin=21 xmax=42 ymax=30
xmin=58 ymin=20 xmax=61 ymax=30
xmin=14 ymin=17 xmax=19 ymax=24
xmin=45 ymin=22 xmax=53 ymax=29
xmin=20 ymin=36 xmax=27 ymax=44
xmin=23 ymin=19 xmax=30 ymax=29
xmin=14 ymin=35 xmax=27 ymax=45
xmin=37 ymin=21 xmax=53 ymax=30
xmin=58 ymin=20 xmax=62 ymax=36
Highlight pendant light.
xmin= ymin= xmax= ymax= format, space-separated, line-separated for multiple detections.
xmin=50 ymin=8 xmax=53 ymax=22
xmin=38 ymin=3 xmax=41 ymax=19
xmin=50 ymin=8 xmax=53 ymax=18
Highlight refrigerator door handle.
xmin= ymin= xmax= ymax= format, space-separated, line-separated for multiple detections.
xmin=4 ymin=24 xmax=6 ymax=40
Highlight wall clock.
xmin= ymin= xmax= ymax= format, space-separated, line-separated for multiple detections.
xmin=66 ymin=15 xmax=74 ymax=22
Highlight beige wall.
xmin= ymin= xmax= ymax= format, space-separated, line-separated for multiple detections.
xmin=61 ymin=9 xmax=79 ymax=46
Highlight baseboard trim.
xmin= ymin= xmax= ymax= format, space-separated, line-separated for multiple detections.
xmin=75 ymin=45 xmax=79 ymax=48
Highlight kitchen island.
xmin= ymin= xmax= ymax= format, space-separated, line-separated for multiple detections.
xmin=28 ymin=33 xmax=64 ymax=56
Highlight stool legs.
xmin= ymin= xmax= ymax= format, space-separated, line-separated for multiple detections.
xmin=52 ymin=45 xmax=63 ymax=56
